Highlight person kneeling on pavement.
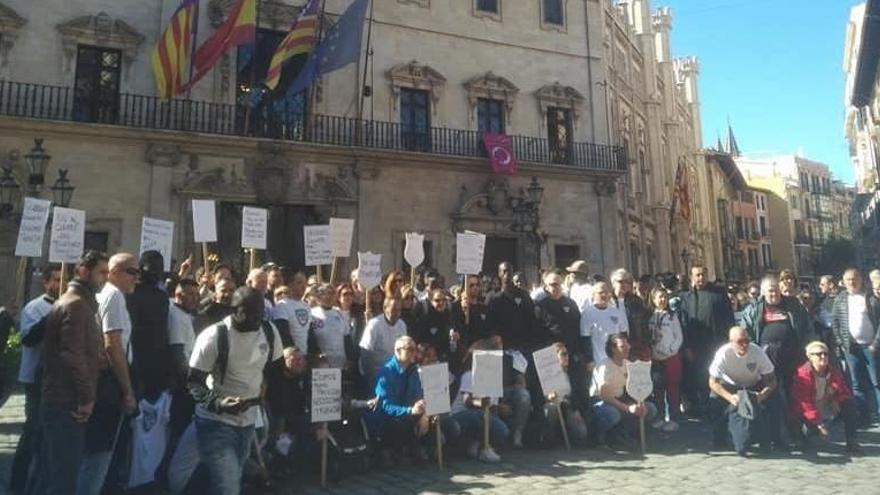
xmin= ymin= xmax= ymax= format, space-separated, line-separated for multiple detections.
xmin=788 ymin=341 xmax=863 ymax=455
xmin=590 ymin=333 xmax=657 ymax=448
xmin=369 ymin=336 xmax=430 ymax=466
xmin=708 ymin=326 xmax=784 ymax=456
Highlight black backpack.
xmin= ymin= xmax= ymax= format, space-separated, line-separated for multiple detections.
xmin=215 ymin=321 xmax=277 ymax=385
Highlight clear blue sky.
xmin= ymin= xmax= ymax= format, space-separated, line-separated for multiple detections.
xmin=662 ymin=0 xmax=856 ymax=184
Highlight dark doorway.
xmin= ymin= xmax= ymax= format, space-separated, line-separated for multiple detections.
xmin=483 ymin=236 xmax=518 ymax=275
xmin=217 ymin=203 xmax=323 ymax=279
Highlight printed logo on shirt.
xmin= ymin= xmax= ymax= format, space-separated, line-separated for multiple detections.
xmin=259 ymin=342 xmax=269 ymax=356
xmin=481 ymin=314 xmax=486 ymax=320
xmin=563 ymin=306 xmax=570 ymax=313
xmin=514 ymin=297 xmax=522 ymax=305
xmin=295 ymin=309 xmax=310 ymax=326
xmin=313 ymin=319 xmax=325 ymax=330
xmin=430 ymin=327 xmax=438 ymax=335
xmin=610 ymin=316 xmax=619 ymax=324
xmin=747 ymin=362 xmax=757 ymax=372
xmin=143 ymin=408 xmax=158 ymax=432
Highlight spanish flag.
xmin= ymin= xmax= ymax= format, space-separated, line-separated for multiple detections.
xmin=265 ymin=0 xmax=319 ymax=90
xmin=183 ymin=0 xmax=256 ymax=92
xmin=151 ymin=0 xmax=198 ymax=99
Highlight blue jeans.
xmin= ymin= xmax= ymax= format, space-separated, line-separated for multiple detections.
xmin=843 ymin=344 xmax=880 ymax=418
xmin=591 ymin=400 xmax=657 ymax=437
xmin=451 ymin=409 xmax=509 ymax=446
xmin=40 ymin=402 xmax=86 ymax=495
xmin=503 ymin=387 xmax=531 ymax=433
xmin=75 ymin=450 xmax=115 ymax=495
xmin=195 ymin=416 xmax=254 ymax=495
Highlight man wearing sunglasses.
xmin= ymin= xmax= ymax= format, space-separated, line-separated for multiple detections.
xmin=708 ymin=326 xmax=781 ymax=456
xmin=788 ymin=341 xmax=862 ymax=455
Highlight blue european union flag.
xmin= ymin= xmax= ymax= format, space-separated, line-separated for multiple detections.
xmin=286 ymin=0 xmax=369 ymax=96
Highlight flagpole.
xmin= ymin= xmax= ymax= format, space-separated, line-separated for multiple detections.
xmin=305 ymin=0 xmax=328 ymax=138
xmin=186 ymin=0 xmax=200 ymax=99
xmin=243 ymin=0 xmax=262 ymax=136
xmin=357 ymin=0 xmax=374 ymax=124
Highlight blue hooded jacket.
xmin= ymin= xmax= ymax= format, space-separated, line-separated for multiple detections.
xmin=374 ymin=356 xmax=423 ymax=418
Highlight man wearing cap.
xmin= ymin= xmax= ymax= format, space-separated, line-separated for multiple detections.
xmin=789 ymin=341 xmax=862 ymax=455
xmin=566 ymin=260 xmax=593 ymax=312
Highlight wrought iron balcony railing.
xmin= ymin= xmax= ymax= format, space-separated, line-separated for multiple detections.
xmin=0 ymin=80 xmax=626 ymax=172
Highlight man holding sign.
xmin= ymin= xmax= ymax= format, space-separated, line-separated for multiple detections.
xmin=369 ymin=336 xmax=428 ymax=467
xmin=590 ymin=334 xmax=657 ymax=449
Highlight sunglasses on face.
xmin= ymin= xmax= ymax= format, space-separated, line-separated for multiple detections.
xmin=124 ymin=268 xmax=140 ymax=276
xmin=395 ymin=346 xmax=415 ymax=352
xmin=809 ymin=351 xmax=828 ymax=357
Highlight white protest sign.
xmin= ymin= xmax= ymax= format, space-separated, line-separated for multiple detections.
xmin=303 ymin=225 xmax=332 ymax=266
xmin=533 ymin=345 xmax=572 ymax=398
xmin=456 ymin=232 xmax=486 ymax=275
xmin=419 ymin=363 xmax=451 ymax=416
xmin=472 ymin=350 xmax=504 ymax=398
xmin=139 ymin=217 xmax=174 ymax=271
xmin=48 ymin=207 xmax=85 ymax=264
xmin=357 ymin=251 xmax=382 ymax=289
xmin=311 ymin=368 xmax=342 ymax=423
xmin=241 ymin=206 xmax=268 ymax=250
xmin=14 ymin=197 xmax=51 ymax=257
xmin=625 ymin=360 xmax=653 ymax=403
xmin=404 ymin=232 xmax=425 ymax=267
xmin=329 ymin=218 xmax=354 ymax=257
xmin=191 ymin=199 xmax=217 ymax=243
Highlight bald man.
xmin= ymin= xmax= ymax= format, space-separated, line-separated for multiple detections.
xmin=76 ymin=253 xmax=139 ymax=495
xmin=708 ymin=326 xmax=782 ymax=456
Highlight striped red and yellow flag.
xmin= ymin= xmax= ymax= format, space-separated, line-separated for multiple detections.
xmin=265 ymin=0 xmax=320 ymax=90
xmin=183 ymin=0 xmax=256 ymax=92
xmin=151 ymin=0 xmax=198 ymax=100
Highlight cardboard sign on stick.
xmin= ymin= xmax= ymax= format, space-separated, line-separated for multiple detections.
xmin=191 ymin=200 xmax=217 ymax=243
xmin=419 ymin=363 xmax=451 ymax=416
xmin=15 ymin=197 xmax=51 ymax=257
xmin=456 ymin=232 xmax=486 ymax=275
xmin=357 ymin=252 xmax=382 ymax=290
xmin=329 ymin=218 xmax=354 ymax=257
xmin=304 ymin=225 xmax=333 ymax=266
xmin=472 ymin=350 xmax=503 ymax=399
xmin=533 ymin=345 xmax=572 ymax=398
xmin=48 ymin=207 xmax=85 ymax=264
xmin=404 ymin=232 xmax=425 ymax=267
xmin=311 ymin=368 xmax=342 ymax=423
xmin=139 ymin=217 xmax=174 ymax=271
xmin=241 ymin=206 xmax=268 ymax=250
xmin=625 ymin=360 xmax=653 ymax=403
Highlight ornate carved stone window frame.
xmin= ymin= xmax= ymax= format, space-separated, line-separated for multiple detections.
xmin=56 ymin=12 xmax=144 ymax=82
xmin=387 ymin=60 xmax=446 ymax=115
xmin=0 ymin=3 xmax=25 ymax=72
xmin=473 ymin=0 xmax=502 ymax=22
xmin=539 ymin=0 xmax=567 ymax=33
xmin=208 ymin=0 xmax=299 ymax=30
xmin=463 ymin=71 xmax=518 ymax=126
xmin=535 ymin=81 xmax=584 ymax=124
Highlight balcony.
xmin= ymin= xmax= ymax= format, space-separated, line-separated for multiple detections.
xmin=0 ymin=80 xmax=626 ymax=172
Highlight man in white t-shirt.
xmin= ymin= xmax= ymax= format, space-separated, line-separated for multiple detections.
xmin=310 ymin=283 xmax=352 ymax=370
xmin=76 ymin=253 xmax=140 ymax=495
xmin=580 ymin=281 xmax=628 ymax=366
xmin=188 ymin=287 xmax=282 ymax=495
xmin=708 ymin=326 xmax=781 ymax=456
xmin=590 ymin=333 xmax=656 ymax=447
xmin=272 ymin=271 xmax=311 ymax=351
xmin=360 ymin=298 xmax=407 ymax=389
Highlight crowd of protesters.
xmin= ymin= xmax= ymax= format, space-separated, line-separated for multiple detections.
xmin=4 ymin=250 xmax=880 ymax=494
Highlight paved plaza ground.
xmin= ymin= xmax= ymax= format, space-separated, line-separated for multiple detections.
xmin=1 ymin=392 xmax=878 ymax=494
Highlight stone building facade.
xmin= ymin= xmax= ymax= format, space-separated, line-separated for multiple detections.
xmin=0 ymin=0 xmax=626 ymax=305
xmin=601 ymin=1 xmax=708 ymax=277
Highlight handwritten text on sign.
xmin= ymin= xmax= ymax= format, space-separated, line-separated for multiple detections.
xmin=472 ymin=350 xmax=504 ymax=399
xmin=311 ymin=368 xmax=342 ymax=422
xmin=329 ymin=218 xmax=354 ymax=257
xmin=241 ymin=206 xmax=268 ymax=250
xmin=625 ymin=360 xmax=653 ymax=403
xmin=48 ymin=207 xmax=85 ymax=264
xmin=304 ymin=225 xmax=333 ymax=266
xmin=139 ymin=217 xmax=174 ymax=271
xmin=356 ymin=252 xmax=382 ymax=290
xmin=191 ymin=199 xmax=217 ymax=243
xmin=456 ymin=232 xmax=486 ymax=275
xmin=15 ymin=197 xmax=51 ymax=257
xmin=419 ymin=363 xmax=451 ymax=416
xmin=533 ymin=345 xmax=571 ymax=398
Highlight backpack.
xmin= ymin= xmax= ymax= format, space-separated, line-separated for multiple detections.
xmin=215 ymin=321 xmax=277 ymax=385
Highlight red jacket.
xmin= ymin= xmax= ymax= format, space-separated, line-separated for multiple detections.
xmin=788 ymin=361 xmax=852 ymax=425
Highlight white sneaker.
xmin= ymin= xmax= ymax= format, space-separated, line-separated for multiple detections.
xmin=466 ymin=441 xmax=480 ymax=459
xmin=479 ymin=447 xmax=502 ymax=463
xmin=661 ymin=420 xmax=679 ymax=432
xmin=512 ymin=429 xmax=523 ymax=448
xmin=651 ymin=418 xmax=666 ymax=429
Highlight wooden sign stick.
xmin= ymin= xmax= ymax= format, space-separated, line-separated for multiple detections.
xmin=248 ymin=248 xmax=257 ymax=272
xmin=320 ymin=422 xmax=329 ymax=487
xmin=59 ymin=262 xmax=68 ymax=294
xmin=639 ymin=401 xmax=646 ymax=454
xmin=330 ymin=257 xmax=338 ymax=285
xmin=482 ymin=400 xmax=490 ymax=451
xmin=410 ymin=266 xmax=417 ymax=288
xmin=557 ymin=402 xmax=571 ymax=450
xmin=201 ymin=243 xmax=210 ymax=274
xmin=435 ymin=415 xmax=444 ymax=470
